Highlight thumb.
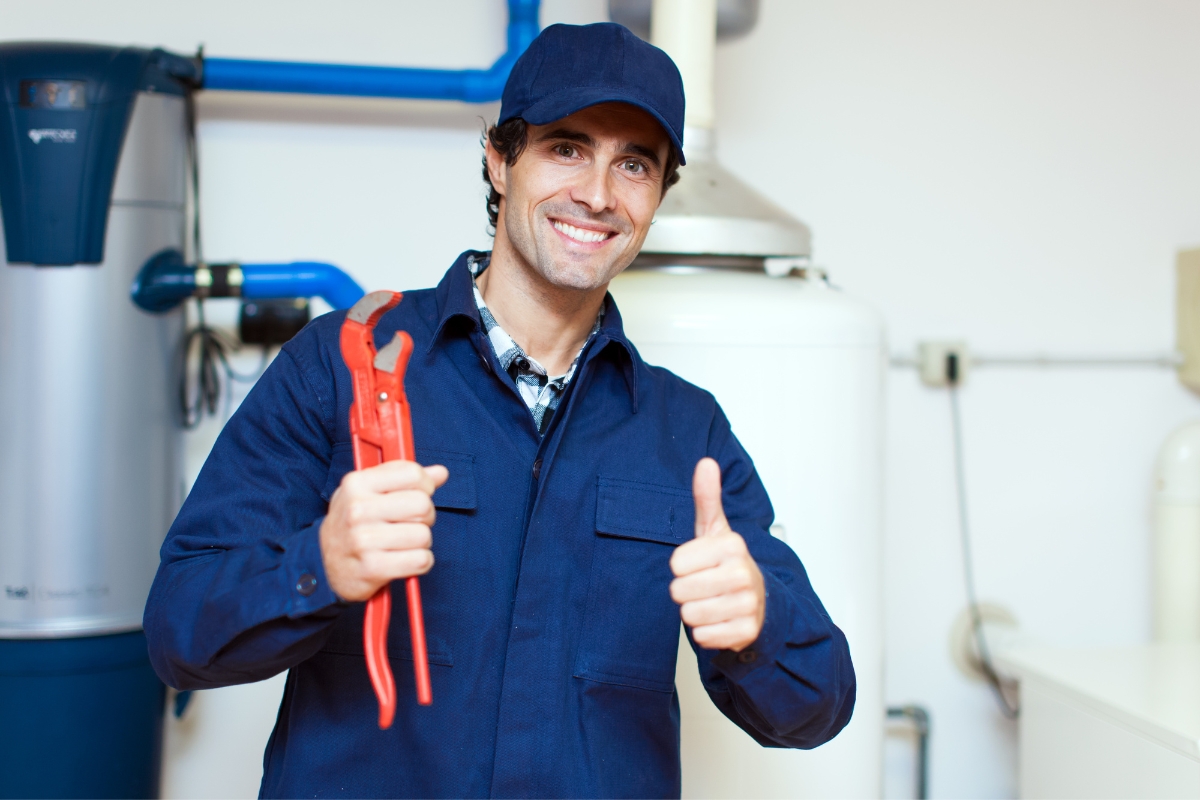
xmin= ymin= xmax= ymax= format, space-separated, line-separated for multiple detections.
xmin=692 ymin=457 xmax=728 ymax=538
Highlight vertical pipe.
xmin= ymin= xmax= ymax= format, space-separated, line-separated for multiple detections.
xmin=887 ymin=705 xmax=930 ymax=800
xmin=650 ymin=0 xmax=717 ymax=153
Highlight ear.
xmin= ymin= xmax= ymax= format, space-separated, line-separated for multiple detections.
xmin=485 ymin=139 xmax=508 ymax=199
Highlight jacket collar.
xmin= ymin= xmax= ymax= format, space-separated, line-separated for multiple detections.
xmin=431 ymin=250 xmax=640 ymax=412
xmin=429 ymin=249 xmax=487 ymax=346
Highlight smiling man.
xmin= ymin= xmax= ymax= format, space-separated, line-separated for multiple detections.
xmin=145 ymin=22 xmax=854 ymax=799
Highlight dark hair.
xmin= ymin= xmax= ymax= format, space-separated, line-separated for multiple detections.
xmin=481 ymin=117 xmax=682 ymax=233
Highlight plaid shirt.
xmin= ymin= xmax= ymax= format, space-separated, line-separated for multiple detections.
xmin=467 ymin=254 xmax=603 ymax=434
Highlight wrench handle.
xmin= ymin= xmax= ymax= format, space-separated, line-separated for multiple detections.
xmin=363 ymin=586 xmax=397 ymax=728
xmin=407 ymin=576 xmax=432 ymax=705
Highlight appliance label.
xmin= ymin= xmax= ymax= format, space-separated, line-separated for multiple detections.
xmin=27 ymin=128 xmax=77 ymax=144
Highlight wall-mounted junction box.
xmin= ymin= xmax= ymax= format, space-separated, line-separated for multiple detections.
xmin=1177 ymin=248 xmax=1200 ymax=392
xmin=918 ymin=340 xmax=971 ymax=387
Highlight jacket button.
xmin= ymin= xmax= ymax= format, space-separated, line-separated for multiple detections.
xmin=479 ymin=353 xmax=491 ymax=373
xmin=737 ymin=649 xmax=758 ymax=664
xmin=532 ymin=459 xmax=542 ymax=479
xmin=296 ymin=573 xmax=318 ymax=596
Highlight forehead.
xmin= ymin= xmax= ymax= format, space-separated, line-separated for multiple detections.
xmin=531 ymin=102 xmax=670 ymax=152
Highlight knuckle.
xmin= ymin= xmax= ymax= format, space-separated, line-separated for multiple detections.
xmin=348 ymin=526 xmax=370 ymax=553
xmin=417 ymin=493 xmax=435 ymax=517
xmin=735 ymin=591 xmax=756 ymax=616
xmin=402 ymin=460 xmax=424 ymax=483
xmin=345 ymin=501 xmax=367 ymax=527
xmin=415 ymin=525 xmax=433 ymax=549
xmin=360 ymin=553 xmax=383 ymax=581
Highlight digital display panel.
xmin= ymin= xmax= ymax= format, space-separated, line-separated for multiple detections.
xmin=19 ymin=80 xmax=87 ymax=109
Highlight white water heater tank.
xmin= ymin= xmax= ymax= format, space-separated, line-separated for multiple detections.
xmin=609 ymin=264 xmax=885 ymax=799
xmin=1153 ymin=420 xmax=1200 ymax=642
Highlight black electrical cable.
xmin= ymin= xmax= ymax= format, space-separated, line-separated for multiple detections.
xmin=176 ymin=65 xmax=269 ymax=429
xmin=177 ymin=302 xmax=269 ymax=429
xmin=946 ymin=354 xmax=1020 ymax=719
xmin=185 ymin=55 xmax=203 ymax=264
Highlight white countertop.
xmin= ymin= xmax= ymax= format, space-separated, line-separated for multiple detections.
xmin=997 ymin=643 xmax=1200 ymax=760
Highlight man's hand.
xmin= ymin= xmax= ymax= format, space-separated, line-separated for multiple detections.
xmin=669 ymin=458 xmax=766 ymax=652
xmin=320 ymin=460 xmax=449 ymax=602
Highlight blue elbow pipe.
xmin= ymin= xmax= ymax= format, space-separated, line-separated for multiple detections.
xmin=131 ymin=249 xmax=366 ymax=313
xmin=240 ymin=262 xmax=365 ymax=310
xmin=201 ymin=0 xmax=539 ymax=102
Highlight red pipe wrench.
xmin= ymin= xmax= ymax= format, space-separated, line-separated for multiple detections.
xmin=339 ymin=290 xmax=433 ymax=728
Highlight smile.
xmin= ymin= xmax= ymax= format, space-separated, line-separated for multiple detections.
xmin=552 ymin=219 xmax=614 ymax=244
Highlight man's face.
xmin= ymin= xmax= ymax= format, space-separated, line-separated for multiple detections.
xmin=487 ymin=102 xmax=671 ymax=292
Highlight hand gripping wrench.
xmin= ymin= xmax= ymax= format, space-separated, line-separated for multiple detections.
xmin=340 ymin=290 xmax=433 ymax=728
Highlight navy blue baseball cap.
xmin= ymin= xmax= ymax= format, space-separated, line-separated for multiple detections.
xmin=498 ymin=23 xmax=686 ymax=164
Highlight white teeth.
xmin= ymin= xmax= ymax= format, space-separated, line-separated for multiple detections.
xmin=554 ymin=220 xmax=610 ymax=243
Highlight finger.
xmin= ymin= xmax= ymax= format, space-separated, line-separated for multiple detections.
xmin=669 ymin=561 xmax=755 ymax=603
xmin=692 ymin=457 xmax=728 ymax=538
xmin=678 ymin=590 xmax=758 ymax=628
xmin=691 ymin=618 xmax=760 ymax=652
xmin=348 ymin=522 xmax=432 ymax=555
xmin=351 ymin=488 xmax=436 ymax=527
xmin=345 ymin=460 xmax=438 ymax=496
xmin=669 ymin=537 xmax=722 ymax=578
xmin=426 ymin=464 xmax=449 ymax=489
xmin=669 ymin=531 xmax=748 ymax=578
xmin=361 ymin=547 xmax=435 ymax=582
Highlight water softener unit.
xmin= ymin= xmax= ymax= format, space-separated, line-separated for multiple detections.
xmin=0 ymin=44 xmax=197 ymax=799
xmin=0 ymin=7 xmax=536 ymax=796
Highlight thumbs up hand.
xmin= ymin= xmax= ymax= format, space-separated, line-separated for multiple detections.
xmin=669 ymin=458 xmax=766 ymax=652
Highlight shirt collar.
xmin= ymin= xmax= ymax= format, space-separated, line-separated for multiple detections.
xmin=431 ymin=249 xmax=641 ymax=410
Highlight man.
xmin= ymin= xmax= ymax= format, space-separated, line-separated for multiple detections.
xmin=146 ymin=22 xmax=854 ymax=799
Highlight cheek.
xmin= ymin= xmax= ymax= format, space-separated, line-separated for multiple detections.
xmin=623 ymin=187 xmax=661 ymax=231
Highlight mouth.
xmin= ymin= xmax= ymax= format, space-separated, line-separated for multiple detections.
xmin=550 ymin=218 xmax=617 ymax=247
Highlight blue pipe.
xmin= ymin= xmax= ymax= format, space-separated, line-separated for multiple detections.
xmin=241 ymin=261 xmax=365 ymax=310
xmin=131 ymin=248 xmax=366 ymax=312
xmin=201 ymin=0 xmax=540 ymax=102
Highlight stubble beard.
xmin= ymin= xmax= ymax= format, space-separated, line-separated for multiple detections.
xmin=503 ymin=200 xmax=638 ymax=293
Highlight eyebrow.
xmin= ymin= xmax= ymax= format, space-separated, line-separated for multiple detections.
xmin=537 ymin=127 xmax=663 ymax=169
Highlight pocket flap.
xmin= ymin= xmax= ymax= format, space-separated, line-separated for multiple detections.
xmin=595 ymin=477 xmax=693 ymax=545
xmin=419 ymin=449 xmax=477 ymax=511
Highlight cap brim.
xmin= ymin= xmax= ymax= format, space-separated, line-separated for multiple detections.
xmin=510 ymin=86 xmax=686 ymax=165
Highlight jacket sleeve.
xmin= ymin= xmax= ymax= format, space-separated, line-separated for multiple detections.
xmin=691 ymin=404 xmax=857 ymax=749
xmin=143 ymin=325 xmax=346 ymax=690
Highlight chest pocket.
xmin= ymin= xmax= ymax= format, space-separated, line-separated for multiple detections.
xmin=573 ymin=477 xmax=694 ymax=693
xmin=320 ymin=445 xmax=476 ymax=666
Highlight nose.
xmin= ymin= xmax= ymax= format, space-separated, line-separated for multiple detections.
xmin=570 ymin=159 xmax=617 ymax=215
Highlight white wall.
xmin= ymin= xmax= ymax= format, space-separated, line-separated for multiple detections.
xmin=714 ymin=3 xmax=1200 ymax=796
xmin=7 ymin=1 xmax=1200 ymax=797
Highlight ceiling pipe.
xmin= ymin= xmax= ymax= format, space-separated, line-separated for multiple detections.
xmin=201 ymin=0 xmax=539 ymax=102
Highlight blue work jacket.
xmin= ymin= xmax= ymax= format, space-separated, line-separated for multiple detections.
xmin=144 ymin=251 xmax=855 ymax=799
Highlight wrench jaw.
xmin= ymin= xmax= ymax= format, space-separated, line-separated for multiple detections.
xmin=338 ymin=291 xmax=432 ymax=726
xmin=373 ymin=332 xmax=416 ymax=464
xmin=346 ymin=289 xmax=402 ymax=326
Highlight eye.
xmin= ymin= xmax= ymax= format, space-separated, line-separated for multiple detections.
xmin=622 ymin=159 xmax=646 ymax=174
xmin=554 ymin=143 xmax=577 ymax=158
